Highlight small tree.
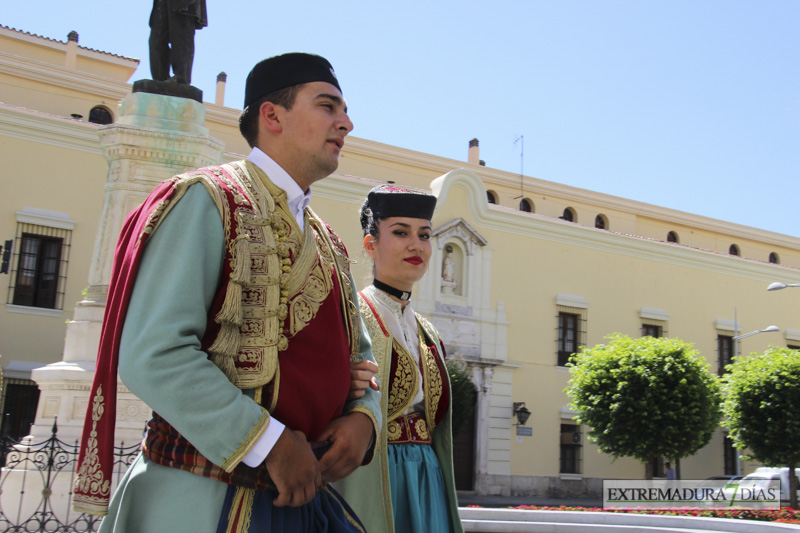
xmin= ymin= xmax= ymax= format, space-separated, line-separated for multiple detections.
xmin=722 ymin=346 xmax=800 ymax=508
xmin=447 ymin=360 xmax=476 ymax=436
xmin=565 ymin=334 xmax=721 ymax=478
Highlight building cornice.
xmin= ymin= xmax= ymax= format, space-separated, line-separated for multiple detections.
xmin=0 ymin=25 xmax=139 ymax=64
xmin=313 ymin=169 xmax=800 ymax=282
xmin=429 ymin=169 xmax=800 ymax=283
xmin=0 ymin=50 xmax=132 ymax=101
xmin=0 ymin=104 xmax=102 ymax=154
xmin=487 ymin=196 xmax=800 ymax=282
xmin=343 ymin=138 xmax=800 ymax=248
xmin=204 ymin=102 xmax=240 ymax=127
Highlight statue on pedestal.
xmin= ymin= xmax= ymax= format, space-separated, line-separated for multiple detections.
xmin=441 ymin=245 xmax=458 ymax=293
xmin=133 ymin=0 xmax=207 ymax=102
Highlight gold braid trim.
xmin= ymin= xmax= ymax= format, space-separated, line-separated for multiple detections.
xmin=135 ymin=170 xmax=243 ymax=384
xmin=307 ymin=209 xmax=361 ymax=357
xmin=220 ymin=406 xmax=271 ymax=472
xmin=355 ymin=293 xmax=395 ymax=521
xmin=388 ymin=338 xmax=420 ymax=422
xmin=72 ymin=384 xmax=111 ymax=515
xmin=224 ymin=487 xmax=255 ymax=533
xmin=417 ymin=315 xmax=445 ymax=435
xmin=210 ymin=162 xmax=282 ymax=389
xmin=170 ymin=161 xmax=358 ymax=391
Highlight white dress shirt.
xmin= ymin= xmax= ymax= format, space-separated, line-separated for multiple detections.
xmin=248 ymin=147 xmax=311 ymax=230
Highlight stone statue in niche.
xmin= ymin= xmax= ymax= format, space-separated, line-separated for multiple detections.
xmin=441 ymin=245 xmax=458 ymax=294
xmin=132 ymin=0 xmax=207 ymax=102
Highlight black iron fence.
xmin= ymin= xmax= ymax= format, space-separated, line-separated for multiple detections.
xmin=0 ymin=419 xmax=140 ymax=532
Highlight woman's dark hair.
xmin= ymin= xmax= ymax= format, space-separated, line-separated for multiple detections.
xmin=238 ymin=84 xmax=303 ymax=148
xmin=360 ymin=197 xmax=384 ymax=237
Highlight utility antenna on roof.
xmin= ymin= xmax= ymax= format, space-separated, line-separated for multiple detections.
xmin=513 ymin=135 xmax=524 ymax=199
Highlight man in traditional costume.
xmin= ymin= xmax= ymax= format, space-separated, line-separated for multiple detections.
xmin=336 ymin=185 xmax=464 ymax=533
xmin=73 ymin=53 xmax=380 ymax=533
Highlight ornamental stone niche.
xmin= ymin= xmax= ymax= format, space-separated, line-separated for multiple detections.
xmin=433 ymin=218 xmax=487 ymax=299
xmin=423 ymin=218 xmax=490 ymax=357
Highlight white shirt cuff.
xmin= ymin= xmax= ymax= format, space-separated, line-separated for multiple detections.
xmin=242 ymin=418 xmax=286 ymax=467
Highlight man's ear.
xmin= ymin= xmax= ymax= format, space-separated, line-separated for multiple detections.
xmin=258 ymin=101 xmax=283 ymax=134
xmin=363 ymin=234 xmax=377 ymax=258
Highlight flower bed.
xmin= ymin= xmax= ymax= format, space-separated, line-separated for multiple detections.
xmin=465 ymin=505 xmax=800 ymax=523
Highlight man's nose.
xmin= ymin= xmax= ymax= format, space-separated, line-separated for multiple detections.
xmin=338 ymin=112 xmax=354 ymax=134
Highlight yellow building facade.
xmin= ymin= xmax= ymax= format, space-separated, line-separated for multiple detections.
xmin=3 ymin=25 xmax=800 ymax=498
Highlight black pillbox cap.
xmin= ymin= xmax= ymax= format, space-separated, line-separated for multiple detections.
xmin=366 ymin=184 xmax=437 ymax=221
xmin=243 ymin=52 xmax=341 ymax=109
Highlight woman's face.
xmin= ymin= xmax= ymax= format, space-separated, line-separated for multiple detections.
xmin=363 ymin=217 xmax=433 ymax=291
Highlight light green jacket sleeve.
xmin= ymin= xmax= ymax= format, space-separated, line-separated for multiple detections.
xmin=342 ymin=288 xmax=382 ymax=464
xmin=119 ymin=183 xmax=268 ymax=468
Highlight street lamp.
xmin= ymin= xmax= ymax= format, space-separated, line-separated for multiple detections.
xmin=767 ymin=282 xmax=800 ymax=291
xmin=512 ymin=402 xmax=531 ymax=426
xmin=732 ymin=325 xmax=780 ymax=341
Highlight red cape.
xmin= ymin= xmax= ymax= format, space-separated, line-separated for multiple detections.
xmin=73 ymin=179 xmax=179 ymax=515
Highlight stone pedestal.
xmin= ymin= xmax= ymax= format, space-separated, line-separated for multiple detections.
xmin=29 ymin=93 xmax=224 ymax=445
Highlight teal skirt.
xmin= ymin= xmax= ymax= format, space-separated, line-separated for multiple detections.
xmin=388 ymin=443 xmax=452 ymax=533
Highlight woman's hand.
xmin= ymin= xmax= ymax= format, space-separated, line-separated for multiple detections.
xmin=348 ymin=360 xmax=379 ymax=399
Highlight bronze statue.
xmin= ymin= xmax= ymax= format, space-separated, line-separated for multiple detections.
xmin=148 ymin=0 xmax=207 ymax=85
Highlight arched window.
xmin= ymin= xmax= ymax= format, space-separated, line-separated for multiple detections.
xmin=729 ymin=244 xmax=740 ymax=256
xmin=769 ymin=252 xmax=780 ymax=264
xmin=88 ymin=105 xmax=113 ymax=125
xmin=519 ymin=198 xmax=533 ymax=212
xmin=667 ymin=231 xmax=679 ymax=243
xmin=486 ymin=191 xmax=497 ymax=205
xmin=594 ymin=214 xmax=608 ymax=230
xmin=561 ymin=207 xmax=575 ymax=223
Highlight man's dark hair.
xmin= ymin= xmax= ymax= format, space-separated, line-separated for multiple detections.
xmin=238 ymin=84 xmax=303 ymax=148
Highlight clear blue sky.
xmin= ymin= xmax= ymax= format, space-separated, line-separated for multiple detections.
xmin=5 ymin=1 xmax=799 ymax=237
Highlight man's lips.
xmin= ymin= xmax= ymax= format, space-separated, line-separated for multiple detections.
xmin=328 ymin=137 xmax=344 ymax=149
xmin=404 ymin=256 xmax=423 ymax=265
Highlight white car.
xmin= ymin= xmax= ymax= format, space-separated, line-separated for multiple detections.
xmin=740 ymin=467 xmax=800 ymax=503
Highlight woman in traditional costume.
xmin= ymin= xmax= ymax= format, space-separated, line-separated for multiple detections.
xmin=337 ymin=185 xmax=464 ymax=533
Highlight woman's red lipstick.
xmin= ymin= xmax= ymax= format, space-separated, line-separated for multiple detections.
xmin=404 ymin=256 xmax=423 ymax=265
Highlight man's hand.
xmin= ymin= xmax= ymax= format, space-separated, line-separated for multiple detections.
xmin=348 ymin=360 xmax=380 ymax=400
xmin=317 ymin=412 xmax=374 ymax=484
xmin=264 ymin=429 xmax=321 ymax=507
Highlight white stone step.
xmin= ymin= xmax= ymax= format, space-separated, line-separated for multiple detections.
xmin=459 ymin=508 xmax=800 ymax=532
xmin=463 ymin=520 xmax=717 ymax=533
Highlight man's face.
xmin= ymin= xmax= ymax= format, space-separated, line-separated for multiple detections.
xmin=276 ymin=81 xmax=353 ymax=188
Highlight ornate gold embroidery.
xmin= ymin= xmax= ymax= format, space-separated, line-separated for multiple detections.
xmin=419 ymin=319 xmax=444 ymax=435
xmin=310 ymin=211 xmax=360 ymax=356
xmin=138 ymin=198 xmax=170 ymax=245
xmin=73 ymin=385 xmax=111 ymax=513
xmin=416 ymin=418 xmax=429 ymax=440
xmin=358 ymin=294 xmax=392 ymax=453
xmin=189 ymin=159 xmax=359 ymax=391
xmin=387 ymin=420 xmax=401 ymax=441
xmin=206 ymin=162 xmax=281 ymax=389
xmin=388 ymin=338 xmax=418 ymax=421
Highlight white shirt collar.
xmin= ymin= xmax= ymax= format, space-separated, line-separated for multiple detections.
xmin=248 ymin=147 xmax=311 ymax=229
xmin=363 ymin=285 xmax=419 ymax=356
